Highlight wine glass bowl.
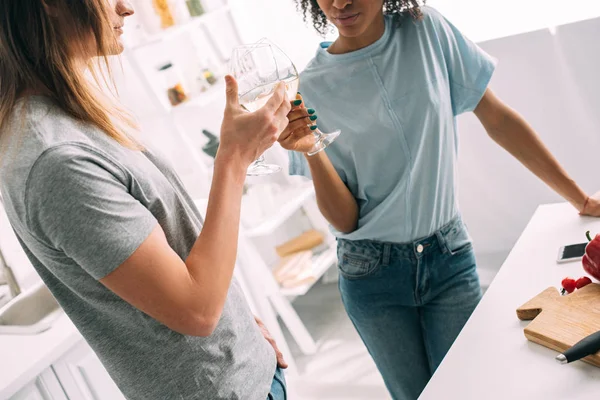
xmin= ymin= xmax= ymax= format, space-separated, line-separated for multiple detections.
xmin=229 ymin=39 xmax=340 ymax=175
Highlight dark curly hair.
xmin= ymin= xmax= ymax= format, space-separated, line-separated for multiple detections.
xmin=296 ymin=0 xmax=425 ymax=36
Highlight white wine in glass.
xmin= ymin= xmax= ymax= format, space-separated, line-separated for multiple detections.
xmin=240 ymin=78 xmax=299 ymax=112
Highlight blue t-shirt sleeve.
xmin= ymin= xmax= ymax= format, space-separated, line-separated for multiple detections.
xmin=425 ymin=7 xmax=497 ymax=115
xmin=288 ymin=150 xmax=312 ymax=179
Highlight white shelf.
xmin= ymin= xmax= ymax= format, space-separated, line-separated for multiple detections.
xmin=131 ymin=5 xmax=231 ymax=50
xmin=243 ymin=183 xmax=315 ymax=238
xmin=171 ymin=79 xmax=226 ymax=113
xmin=280 ymin=248 xmax=338 ymax=297
xmin=193 ymin=183 xmax=315 ymax=236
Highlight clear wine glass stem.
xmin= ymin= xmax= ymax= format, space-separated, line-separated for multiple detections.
xmin=247 ymin=154 xmax=281 ymax=176
xmin=307 ymin=128 xmax=341 ymax=157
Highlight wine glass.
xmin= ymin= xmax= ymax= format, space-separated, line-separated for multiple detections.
xmin=229 ymin=38 xmax=341 ymax=176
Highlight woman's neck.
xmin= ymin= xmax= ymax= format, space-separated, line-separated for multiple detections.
xmin=328 ymin=14 xmax=386 ymax=55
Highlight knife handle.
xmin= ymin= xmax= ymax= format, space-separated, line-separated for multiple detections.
xmin=557 ymin=330 xmax=600 ymax=364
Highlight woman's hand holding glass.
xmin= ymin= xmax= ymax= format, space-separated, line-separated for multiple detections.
xmin=217 ymin=75 xmax=291 ymax=169
xmin=278 ymin=94 xmax=320 ymax=154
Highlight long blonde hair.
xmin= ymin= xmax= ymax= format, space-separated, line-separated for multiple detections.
xmin=0 ymin=0 xmax=138 ymax=147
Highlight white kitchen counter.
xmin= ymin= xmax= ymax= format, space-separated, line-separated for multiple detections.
xmin=0 ymin=312 xmax=81 ymax=399
xmin=420 ymin=203 xmax=600 ymax=399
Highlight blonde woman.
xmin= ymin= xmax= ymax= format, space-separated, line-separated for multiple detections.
xmin=0 ymin=1 xmax=290 ymax=399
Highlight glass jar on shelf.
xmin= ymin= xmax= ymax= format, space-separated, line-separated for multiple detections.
xmin=157 ymin=63 xmax=189 ymax=106
xmin=152 ymin=0 xmax=176 ymax=29
xmin=186 ymin=0 xmax=205 ymax=17
xmin=202 ymin=67 xmax=218 ymax=85
xmin=191 ymin=59 xmax=220 ymax=94
xmin=193 ymin=75 xmax=211 ymax=94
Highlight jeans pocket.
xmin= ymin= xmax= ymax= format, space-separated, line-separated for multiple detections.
xmin=267 ymin=367 xmax=287 ymax=400
xmin=443 ymin=219 xmax=473 ymax=256
xmin=337 ymin=240 xmax=382 ymax=280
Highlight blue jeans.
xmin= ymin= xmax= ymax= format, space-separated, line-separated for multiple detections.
xmin=266 ymin=367 xmax=287 ymax=400
xmin=337 ymin=217 xmax=482 ymax=400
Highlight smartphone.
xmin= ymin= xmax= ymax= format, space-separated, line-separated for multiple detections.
xmin=557 ymin=242 xmax=588 ymax=264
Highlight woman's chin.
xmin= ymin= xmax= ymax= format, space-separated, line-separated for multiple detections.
xmin=336 ymin=24 xmax=369 ymax=39
xmin=108 ymin=40 xmax=125 ymax=56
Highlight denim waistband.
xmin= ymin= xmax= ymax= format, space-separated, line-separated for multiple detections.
xmin=337 ymin=215 xmax=467 ymax=262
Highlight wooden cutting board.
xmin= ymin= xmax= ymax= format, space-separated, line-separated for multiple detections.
xmin=275 ymin=230 xmax=325 ymax=258
xmin=517 ymin=283 xmax=600 ymax=367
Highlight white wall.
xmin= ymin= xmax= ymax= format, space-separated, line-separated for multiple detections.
xmin=457 ymin=17 xmax=600 ymax=260
xmin=430 ymin=0 xmax=600 ymax=42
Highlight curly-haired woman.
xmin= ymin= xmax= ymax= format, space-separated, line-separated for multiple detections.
xmin=277 ymin=1 xmax=600 ymax=398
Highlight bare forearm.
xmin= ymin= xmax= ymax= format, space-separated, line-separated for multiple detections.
xmin=185 ymin=156 xmax=246 ymax=320
xmin=486 ymin=108 xmax=588 ymax=211
xmin=306 ymin=152 xmax=358 ymax=233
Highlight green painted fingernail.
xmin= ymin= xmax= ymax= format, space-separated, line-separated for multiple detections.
xmin=293 ymin=100 xmax=302 ymax=106
xmin=297 ymin=92 xmax=301 ymax=95
xmin=309 ymin=115 xmax=318 ymax=121
xmin=310 ymin=125 xmax=318 ymax=131
xmin=307 ymin=108 xmax=315 ymax=115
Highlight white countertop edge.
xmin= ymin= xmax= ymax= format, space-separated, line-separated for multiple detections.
xmin=0 ymin=314 xmax=82 ymax=399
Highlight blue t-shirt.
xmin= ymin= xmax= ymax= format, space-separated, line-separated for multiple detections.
xmin=289 ymin=6 xmax=496 ymax=243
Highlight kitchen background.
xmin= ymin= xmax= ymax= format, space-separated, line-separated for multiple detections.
xmin=1 ymin=0 xmax=600 ymax=399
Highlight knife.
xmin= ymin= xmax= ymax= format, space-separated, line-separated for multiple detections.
xmin=556 ymin=330 xmax=600 ymax=364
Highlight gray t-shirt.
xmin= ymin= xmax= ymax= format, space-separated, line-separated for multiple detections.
xmin=0 ymin=97 xmax=276 ymax=400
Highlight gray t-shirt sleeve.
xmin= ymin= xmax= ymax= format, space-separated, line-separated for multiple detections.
xmin=25 ymin=144 xmax=157 ymax=280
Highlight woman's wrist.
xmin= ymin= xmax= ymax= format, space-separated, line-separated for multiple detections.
xmin=562 ymin=180 xmax=589 ymax=213
xmin=304 ymin=150 xmax=325 ymax=162
xmin=581 ymin=196 xmax=591 ymax=214
xmin=213 ymin=152 xmax=248 ymax=183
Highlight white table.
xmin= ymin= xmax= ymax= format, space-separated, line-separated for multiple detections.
xmin=420 ymin=203 xmax=600 ymax=399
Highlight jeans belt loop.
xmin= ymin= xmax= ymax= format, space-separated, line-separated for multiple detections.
xmin=382 ymin=243 xmax=392 ymax=266
xmin=435 ymin=229 xmax=448 ymax=254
